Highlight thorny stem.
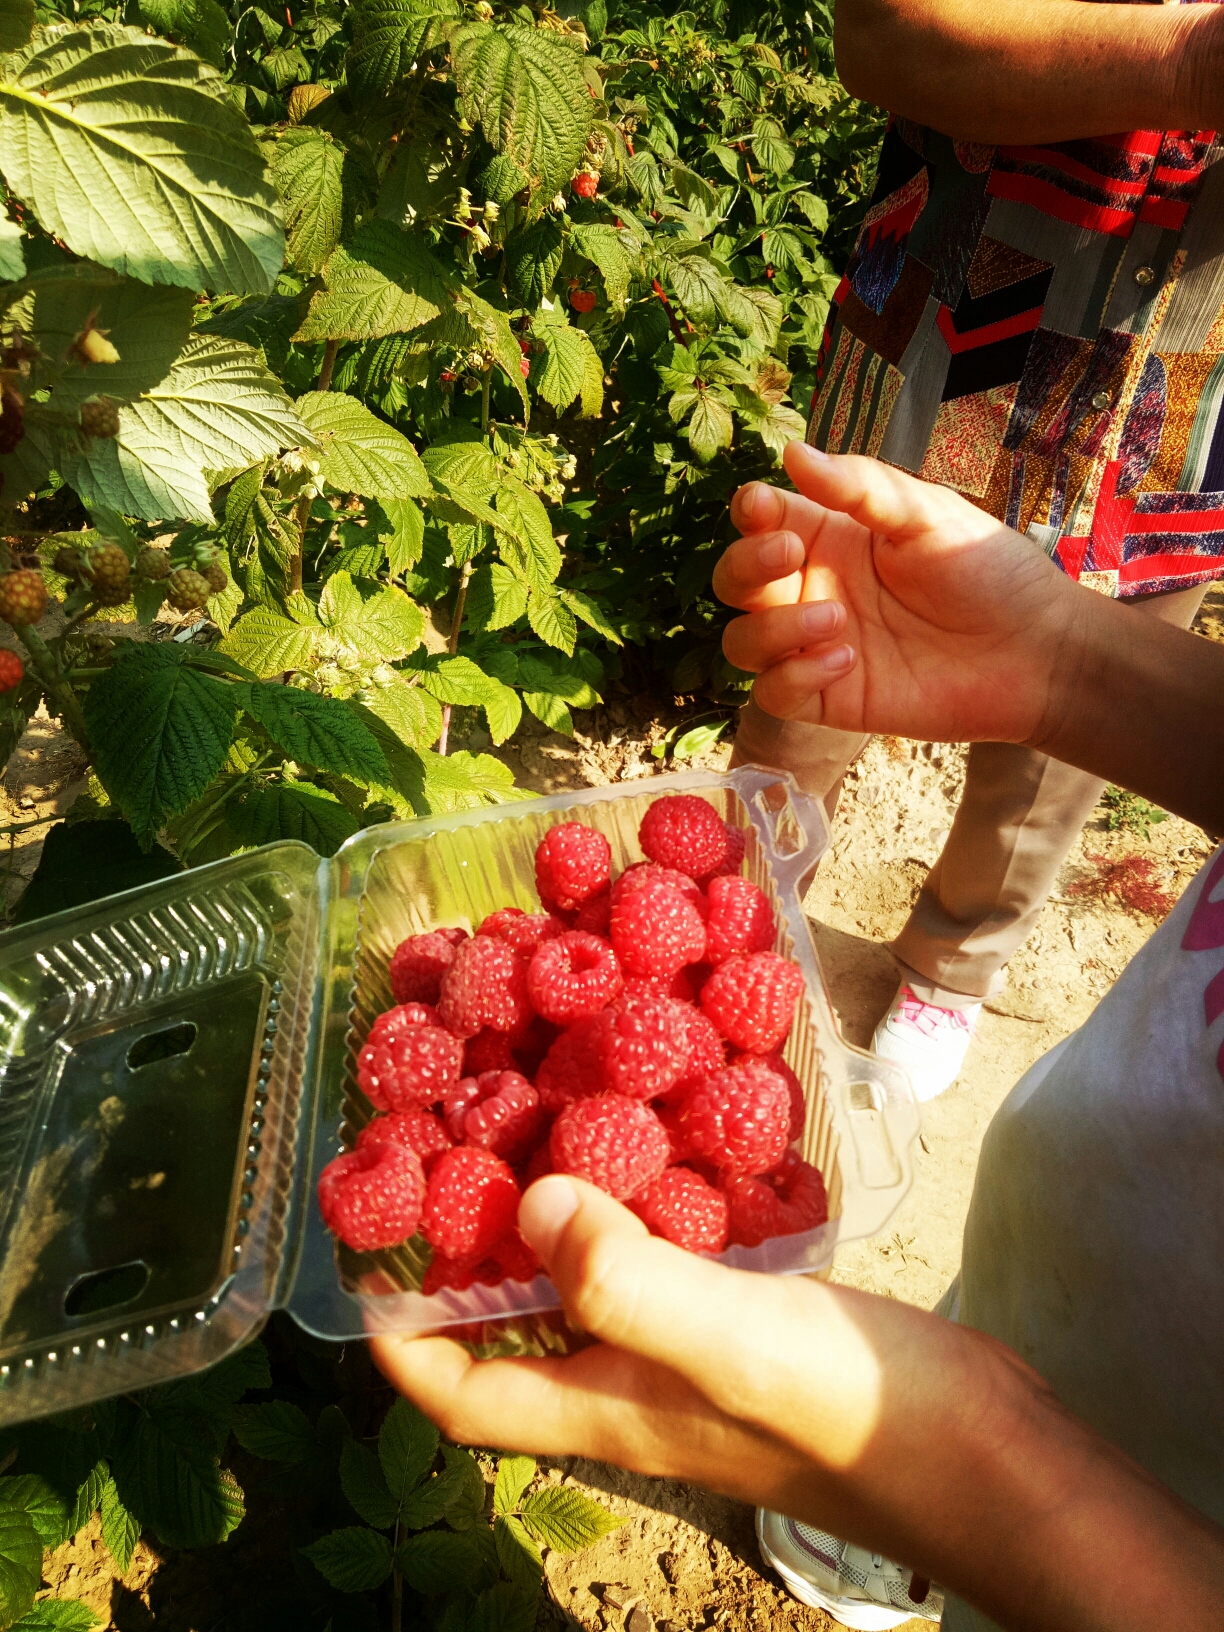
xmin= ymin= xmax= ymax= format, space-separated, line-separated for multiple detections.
xmin=480 ymin=367 xmax=492 ymax=433
xmin=651 ymin=278 xmax=691 ymax=347
xmin=17 ymin=624 xmax=90 ymax=750
xmin=290 ymin=338 xmax=341 ymax=594
xmin=435 ymin=562 xmax=473 ymax=757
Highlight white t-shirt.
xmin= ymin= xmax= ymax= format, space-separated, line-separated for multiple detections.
xmin=943 ymin=848 xmax=1224 ymax=1632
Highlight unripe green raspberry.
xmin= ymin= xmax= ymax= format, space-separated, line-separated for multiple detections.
xmin=165 ymin=567 xmax=210 ymax=612
xmin=53 ymin=546 xmax=84 ymax=578
xmin=79 ymin=397 xmax=120 ymax=439
xmin=85 ymin=543 xmax=131 ymax=596
xmin=0 ymin=569 xmax=47 ymax=627
xmin=136 ymin=545 xmax=170 ymax=580
xmin=202 ymin=560 xmax=228 ymax=594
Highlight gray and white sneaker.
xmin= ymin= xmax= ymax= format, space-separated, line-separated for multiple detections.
xmin=757 ymin=1507 xmax=943 ymax=1629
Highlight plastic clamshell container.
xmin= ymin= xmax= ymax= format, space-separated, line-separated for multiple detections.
xmin=0 ymin=766 xmax=919 ymax=1426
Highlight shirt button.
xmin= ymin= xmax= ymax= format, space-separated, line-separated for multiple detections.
xmin=1134 ymin=265 xmax=1156 ymax=286
xmin=1092 ymin=390 xmax=1112 ymax=410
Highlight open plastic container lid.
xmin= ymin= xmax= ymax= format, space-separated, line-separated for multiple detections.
xmin=0 ymin=766 xmax=919 ymax=1426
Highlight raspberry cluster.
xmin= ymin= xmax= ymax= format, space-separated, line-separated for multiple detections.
xmin=317 ymin=795 xmax=827 ymax=1282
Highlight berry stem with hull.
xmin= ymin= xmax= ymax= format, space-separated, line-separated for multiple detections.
xmin=17 ymin=624 xmax=90 ymax=749
xmin=435 ymin=562 xmax=473 ymax=756
xmin=289 ymin=338 xmax=340 ymax=595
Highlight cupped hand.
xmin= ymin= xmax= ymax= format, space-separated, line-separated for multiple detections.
xmin=716 ymin=443 xmax=1085 ymax=746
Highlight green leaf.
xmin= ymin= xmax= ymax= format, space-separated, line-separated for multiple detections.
xmin=519 ymin=1485 xmax=625 ymax=1552
xmin=673 ymin=719 xmax=729 ymax=759
xmin=378 ymin=1398 xmax=437 ymax=1507
xmin=67 ymin=1462 xmax=107 ymax=1538
xmin=239 ymin=682 xmax=388 ymax=781
xmin=0 ymin=0 xmax=33 ymax=52
xmin=0 ymin=1475 xmax=71 ymax=1547
xmin=568 ymin=222 xmax=633 ymax=306
xmin=111 ymin=1405 xmax=245 ymax=1549
xmin=100 ymin=1477 xmax=141 ymax=1574
xmin=272 ymin=129 xmax=349 ymax=277
xmin=297 ymin=222 xmax=451 ymax=343
xmin=556 ymin=584 xmax=622 ymax=644
xmin=0 ymin=24 xmax=283 ymax=293
xmin=506 ymin=217 xmax=563 ymax=307
xmin=139 ymin=0 xmax=230 ymax=68
xmin=450 ymin=23 xmax=594 ymax=197
xmin=495 ymin=478 xmax=560 ymax=592
xmin=480 ymin=676 xmax=521 ymax=745
xmin=372 ymin=497 xmax=425 ymax=575
xmin=399 ymin=1448 xmax=480 ymax=1530
xmin=687 ymin=392 xmax=734 ymax=463
xmin=529 ymin=319 xmax=595 ymax=415
xmin=302 ymin=1527 xmax=394 ymax=1593
xmin=10 ymin=819 xmax=164 ymax=923
xmin=318 ymin=571 xmax=426 ymax=660
xmin=397 ymin=1529 xmax=493 ymax=1596
xmin=522 ymin=690 xmax=572 ymax=735
xmin=527 ymin=587 xmax=575 ymax=654
xmin=297 ymin=392 xmax=431 ymax=499
xmin=362 ymin=677 xmax=443 ymax=749
xmin=410 ymin=653 xmax=490 ymax=706
xmin=477 ymin=153 xmax=529 ymax=204
xmin=9 ymin=1602 xmax=104 ymax=1631
xmin=439 ymin=1445 xmax=486 ymax=1531
xmin=493 ymin=1455 xmax=536 ymax=1517
xmin=83 ymin=644 xmax=240 ymax=844
xmin=751 ymin=116 xmax=794 ymax=175
xmin=339 ymin=1440 xmax=397 ymax=1529
xmin=494 ymin=1515 xmax=543 ymax=1594
xmin=662 ymin=249 xmax=726 ymax=327
xmin=0 ymin=215 xmax=24 ymax=280
xmin=230 ymin=1401 xmax=316 ymax=1464
xmin=416 ymin=746 xmax=524 ymax=811
xmin=348 ymin=0 xmax=458 ymax=99
xmin=468 ymin=1579 xmax=539 ymax=1632
xmin=467 ymin=561 xmax=529 ymax=632
xmin=65 ymin=336 xmax=310 ymax=523
xmin=220 ymin=606 xmax=318 ymax=678
xmin=227 ymin=783 xmax=361 ymax=855
xmin=422 ymin=434 xmax=498 ymax=495
xmin=0 ymin=1497 xmax=40 ymax=1626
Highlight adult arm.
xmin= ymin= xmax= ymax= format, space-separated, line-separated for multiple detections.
xmin=834 ymin=0 xmax=1224 ymax=144
xmin=714 ymin=443 xmax=1224 ymax=835
xmin=373 ymin=1177 xmax=1224 ymax=1632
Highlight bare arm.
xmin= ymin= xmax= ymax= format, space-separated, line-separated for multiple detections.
xmin=835 ymin=0 xmax=1224 ymax=144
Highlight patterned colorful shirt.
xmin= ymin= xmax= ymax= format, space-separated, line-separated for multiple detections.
xmin=808 ymin=51 xmax=1224 ymax=596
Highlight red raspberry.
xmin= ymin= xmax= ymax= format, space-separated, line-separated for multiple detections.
xmin=535 ymin=822 xmax=611 ymax=912
xmin=630 ymin=1166 xmax=729 ymax=1254
xmin=623 ymin=967 xmax=702 ymax=1005
xmin=535 ymin=1017 xmax=606 ymax=1112
xmin=570 ymin=288 xmax=597 ymax=313
xmin=702 ymin=823 xmax=747 ymax=882
xmin=572 ymin=890 xmax=612 ymax=935
xmin=611 ymin=880 xmax=706 ymax=980
xmin=550 ymin=1095 xmax=671 ymax=1200
xmin=495 ymin=1229 xmax=543 ymax=1283
xmin=477 ymin=908 xmax=564 ymax=954
xmin=591 ymin=992 xmax=689 ymax=1099
xmin=664 ymin=1007 xmax=726 ymax=1099
xmin=463 ymin=1027 xmax=517 ymax=1076
xmin=368 ymin=1002 xmax=442 ymax=1045
xmin=357 ymin=1022 xmax=464 ymax=1111
xmin=701 ymin=952 xmax=805 ymax=1053
xmin=357 ymin=1107 xmax=453 ymax=1171
xmin=442 ymin=1070 xmax=541 ymax=1162
xmin=0 ymin=650 xmax=23 ymax=691
xmin=317 ymin=1142 xmax=426 ymax=1252
xmin=705 ymin=876 xmax=775 ymax=964
xmin=639 ymin=795 xmax=728 ymax=879
xmin=571 ymin=169 xmax=599 ymax=198
xmin=611 ymin=863 xmax=707 ymax=913
xmin=511 ymin=1015 xmax=559 ymax=1077
xmin=421 ymin=1146 xmax=521 ymax=1260
xmin=422 ymin=1229 xmax=541 ymax=1295
xmin=653 ymin=1100 xmax=696 ymax=1163
xmin=676 ymin=1059 xmax=791 ymax=1177
xmin=438 ymin=935 xmax=532 ymax=1038
xmin=737 ymin=1050 xmax=806 ymax=1140
xmin=390 ymin=928 xmax=468 ymax=1004
xmin=528 ymin=930 xmax=623 ymax=1024
xmin=726 ymin=1150 xmax=828 ymax=1247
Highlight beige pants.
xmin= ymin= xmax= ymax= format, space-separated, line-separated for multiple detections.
xmin=729 ymin=581 xmax=1210 ymax=1004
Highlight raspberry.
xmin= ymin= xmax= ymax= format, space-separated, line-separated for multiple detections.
xmin=438 ymin=935 xmax=532 ymax=1038
xmin=703 ymin=823 xmax=747 ymax=882
xmin=571 ymin=170 xmax=599 ymax=198
xmin=79 ymin=397 xmax=120 ymax=439
xmin=639 ymin=795 xmax=728 ymax=879
xmin=623 ymin=967 xmax=702 ymax=1005
xmin=0 ymin=650 xmax=22 ymax=692
xmin=357 ymin=1021 xmax=464 ymax=1111
xmin=85 ymin=543 xmax=131 ymax=597
xmin=136 ymin=546 xmax=170 ymax=580
xmin=676 ymin=1059 xmax=792 ymax=1177
xmin=165 ymin=567 xmax=211 ymax=612
xmin=495 ymin=1229 xmax=542 ymax=1283
xmin=592 ymin=992 xmax=690 ymax=1099
xmin=422 ymin=1230 xmax=541 ymax=1295
xmin=477 ymin=908 xmax=564 ymax=954
xmin=510 ymin=1014 xmax=559 ymax=1077
xmin=666 ymin=1007 xmax=726 ymax=1097
xmin=570 ymin=288 xmax=597 ymax=313
xmin=0 ymin=569 xmax=46 ymax=627
xmin=317 ymin=1142 xmax=426 ymax=1252
xmin=53 ymin=546 xmax=84 ymax=579
xmin=202 ymin=559 xmax=229 ymax=593
xmin=550 ymin=1095 xmax=671 ymax=1200
xmin=357 ymin=1106 xmax=453 ymax=1171
xmin=705 ymin=876 xmax=775 ymax=964
xmin=611 ymin=879 xmax=706 ymax=981
xmin=368 ymin=1002 xmax=442 ymax=1043
xmin=528 ymin=930 xmax=623 ymax=1024
xmin=464 ymin=1027 xmax=516 ymax=1076
xmin=421 ymin=1146 xmax=521 ymax=1260
xmin=389 ymin=928 xmax=467 ymax=1005
xmin=442 ymin=1070 xmax=541 ymax=1162
xmin=572 ymin=890 xmax=612 ymax=935
xmin=726 ymin=1151 xmax=828 ymax=1247
xmin=630 ymin=1166 xmax=729 ymax=1254
xmin=738 ymin=1050 xmax=806 ymax=1140
xmin=535 ymin=1017 xmax=606 ymax=1113
xmin=611 ymin=863 xmax=706 ymax=913
xmin=0 ymin=385 xmax=24 ymax=454
xmin=535 ymin=822 xmax=611 ymax=912
xmin=701 ymin=952 xmax=805 ymax=1053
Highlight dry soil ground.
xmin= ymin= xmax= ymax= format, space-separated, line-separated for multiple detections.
xmin=27 ymin=586 xmax=1224 ymax=1629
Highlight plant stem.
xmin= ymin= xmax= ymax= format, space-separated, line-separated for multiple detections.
xmin=651 ymin=278 xmax=691 ymax=347
xmin=480 ymin=366 xmax=492 ymax=433
xmin=289 ymin=339 xmax=341 ymax=594
xmin=18 ymin=625 xmax=91 ymax=750
xmin=435 ymin=562 xmax=473 ymax=757
xmin=391 ymin=1521 xmax=403 ymax=1632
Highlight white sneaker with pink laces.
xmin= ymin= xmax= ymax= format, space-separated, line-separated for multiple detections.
xmin=871 ymin=983 xmax=980 ymax=1101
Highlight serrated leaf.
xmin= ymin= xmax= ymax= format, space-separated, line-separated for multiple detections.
xmin=494 ymin=1515 xmax=543 ymax=1594
xmin=0 ymin=1499 xmax=40 ymax=1626
xmin=411 ymin=653 xmax=491 ymax=705
xmin=495 ymin=477 xmax=560 ymax=591
xmin=288 ymin=81 xmax=330 ymax=122
xmin=480 ymin=676 xmax=521 ymax=745
xmin=662 ymin=249 xmax=726 ymax=327
xmin=450 ymin=23 xmax=594 ymax=197
xmin=100 ymin=1476 xmax=140 ymax=1574
xmin=239 ymin=681 xmax=388 ymax=781
xmin=467 ymin=560 xmax=528 ymax=631
xmin=0 ymin=24 xmax=282 ymax=293
xmin=296 ymin=222 xmax=451 ymax=343
xmin=416 ymin=745 xmax=524 ymax=811
xmin=339 ymin=1439 xmax=397 ymax=1529
xmin=371 ymin=496 xmax=425 ymax=576
xmin=397 ymin=1528 xmax=490 ymax=1595
xmin=362 ymin=677 xmax=442 ymax=748
xmin=526 ymin=587 xmax=575 ymax=654
xmin=506 ymin=217 xmax=563 ymax=307
xmin=0 ymin=1474 xmax=71 ymax=1547
xmin=0 ymin=0 xmax=33 ymax=52
xmin=477 ymin=152 xmax=529 ymax=204
xmin=227 ymin=783 xmax=361 ymax=855
xmin=348 ymin=0 xmax=458 ymax=100
xmin=529 ymin=320 xmax=586 ymax=414
xmin=751 ymin=116 xmax=794 ymax=175
xmin=220 ymin=606 xmax=318 ymax=678
xmin=230 ymin=1401 xmax=317 ymax=1464
xmin=568 ymin=222 xmax=633 ymax=306
xmin=318 ymin=571 xmax=426 ymax=660
xmin=111 ymin=1406 xmax=245 ymax=1549
xmin=190 ymin=1336 xmax=272 ymax=1407
xmin=9 ymin=1602 xmax=103 ymax=1631
xmin=272 ymin=128 xmax=349 ymax=277
xmin=516 ymin=652 xmax=597 ymax=705
xmin=672 ymin=720 xmax=728 ymax=758
xmin=556 ymin=584 xmax=622 ymax=644
xmin=440 ymin=1444 xmax=486 ymax=1531
xmin=68 ymin=1461 xmax=107 ymax=1537
xmin=83 ymin=644 xmax=240 ymax=844
xmin=422 ymin=435 xmax=498 ymax=495
xmin=522 ymin=690 xmax=572 ymax=734
xmin=302 ymin=1527 xmax=393 ymax=1593
xmin=378 ymin=1398 xmax=437 ymax=1505
xmin=719 ymin=281 xmax=782 ymax=348
xmin=519 ymin=1485 xmax=624 ymax=1552
xmin=687 ymin=392 xmax=734 ymax=463
xmin=493 ymin=1455 xmax=536 ymax=1517
xmin=0 ymin=215 xmax=24 ymax=280
xmin=468 ymin=1579 xmax=539 ymax=1632
xmin=399 ymin=1447 xmax=479 ymax=1529
xmin=297 ymin=392 xmax=430 ymax=499
xmin=139 ymin=0 xmax=230 ymax=68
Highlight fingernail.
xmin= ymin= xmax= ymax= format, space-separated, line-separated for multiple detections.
xmin=519 ymin=1175 xmax=580 ymax=1259
xmin=821 ymin=644 xmax=855 ymax=673
xmin=759 ymin=534 xmax=798 ymax=572
xmin=790 ymin=442 xmax=829 ymax=463
xmin=800 ymin=601 xmax=840 ymax=637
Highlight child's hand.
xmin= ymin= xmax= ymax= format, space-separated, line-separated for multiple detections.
xmin=716 ymin=443 xmax=1082 ymax=747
